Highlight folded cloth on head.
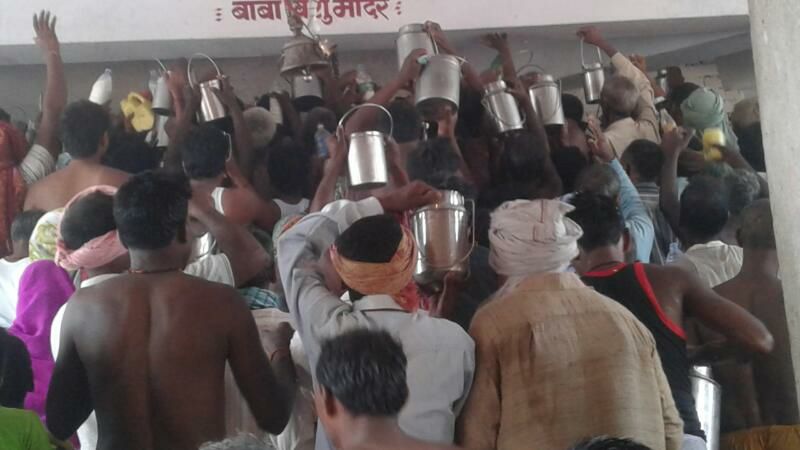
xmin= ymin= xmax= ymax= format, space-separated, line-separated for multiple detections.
xmin=489 ymin=199 xmax=582 ymax=296
xmin=29 ymin=209 xmax=63 ymax=262
xmin=55 ymin=185 xmax=127 ymax=271
xmin=329 ymin=226 xmax=418 ymax=311
xmin=681 ymin=88 xmax=739 ymax=150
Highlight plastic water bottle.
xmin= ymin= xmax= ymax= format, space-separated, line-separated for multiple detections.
xmin=89 ymin=68 xmax=113 ymax=105
xmin=315 ymin=123 xmax=332 ymax=158
xmin=355 ymin=64 xmax=375 ymax=101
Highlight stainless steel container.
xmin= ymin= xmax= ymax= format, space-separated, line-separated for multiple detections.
xmin=279 ymin=32 xmax=330 ymax=77
xmin=411 ymin=190 xmax=475 ymax=287
xmin=416 ymin=54 xmax=462 ymax=120
xmin=581 ymin=39 xmax=605 ymax=105
xmin=338 ymin=104 xmax=394 ymax=190
xmin=691 ymin=365 xmax=721 ymax=450
xmin=529 ymin=74 xmax=565 ymax=126
xmin=396 ymin=23 xmax=436 ymax=69
xmin=291 ymin=72 xmax=324 ymax=110
xmin=188 ymin=53 xmax=228 ymax=123
xmin=151 ymin=59 xmax=173 ymax=116
xmin=656 ymin=68 xmax=669 ymax=96
xmin=483 ymin=80 xmax=524 ymax=133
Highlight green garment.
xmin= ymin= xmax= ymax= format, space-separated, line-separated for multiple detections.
xmin=0 ymin=407 xmax=53 ymax=450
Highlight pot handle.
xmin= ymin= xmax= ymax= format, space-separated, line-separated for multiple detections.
xmin=188 ymin=53 xmax=223 ymax=89
xmin=516 ymin=63 xmax=547 ymax=77
xmin=337 ymin=103 xmax=394 ymax=141
xmin=153 ymin=58 xmax=168 ymax=73
xmin=580 ymin=37 xmax=603 ymax=69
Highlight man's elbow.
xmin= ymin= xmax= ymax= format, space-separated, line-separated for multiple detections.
xmin=257 ymin=397 xmax=293 ymax=435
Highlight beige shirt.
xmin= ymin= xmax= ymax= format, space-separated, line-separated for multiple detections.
xmin=604 ymin=53 xmax=661 ymax=157
xmin=457 ymin=272 xmax=682 ymax=450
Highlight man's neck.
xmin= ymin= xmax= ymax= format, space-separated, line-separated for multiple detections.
xmin=68 ymin=156 xmax=104 ymax=168
xmin=129 ymin=248 xmax=186 ymax=274
xmin=336 ymin=416 xmax=411 ymax=450
xmin=740 ymin=248 xmax=780 ymax=278
xmin=4 ymin=251 xmax=27 ymax=263
xmin=683 ymin=234 xmax=722 ymax=249
xmin=580 ymin=246 xmax=627 ymax=275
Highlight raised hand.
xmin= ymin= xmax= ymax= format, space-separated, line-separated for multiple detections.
xmin=33 ymin=10 xmax=59 ymax=55
xmin=398 ymin=48 xmax=427 ymax=85
xmin=377 ymin=180 xmax=442 ymax=213
xmin=425 ymin=21 xmax=456 ymax=55
xmin=629 ymin=54 xmax=647 ymax=73
xmin=480 ymin=32 xmax=510 ymax=53
xmin=576 ymin=26 xmax=605 ymax=47
xmin=213 ymin=75 xmax=240 ymax=110
xmin=586 ymin=117 xmax=615 ymax=163
xmin=661 ymin=127 xmax=692 ymax=159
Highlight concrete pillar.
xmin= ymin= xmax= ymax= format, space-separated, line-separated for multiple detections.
xmin=748 ymin=0 xmax=800 ymax=400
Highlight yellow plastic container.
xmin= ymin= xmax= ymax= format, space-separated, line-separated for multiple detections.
xmin=120 ymin=92 xmax=155 ymax=132
xmin=702 ymin=128 xmax=725 ymax=161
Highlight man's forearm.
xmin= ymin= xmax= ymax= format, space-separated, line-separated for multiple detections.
xmin=35 ymin=51 xmax=67 ymax=156
xmin=196 ymin=208 xmax=268 ymax=286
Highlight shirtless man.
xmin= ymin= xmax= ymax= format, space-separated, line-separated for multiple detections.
xmin=46 ymin=171 xmax=293 ymax=450
xmin=712 ymin=200 xmax=800 ymax=445
xmin=567 ymin=192 xmax=773 ymax=450
xmin=315 ymin=328 xmax=459 ymax=450
xmin=24 ymin=100 xmax=129 ymax=211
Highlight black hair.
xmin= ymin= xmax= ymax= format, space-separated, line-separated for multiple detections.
xmin=103 ymin=132 xmax=163 ymax=174
xmin=667 ymin=82 xmax=701 ymax=111
xmin=724 ymin=169 xmax=761 ymax=216
xmin=406 ymin=137 xmax=461 ymax=186
xmin=0 ymin=108 xmax=9 ymax=123
xmin=60 ymin=192 xmax=116 ymax=251
xmin=738 ymin=199 xmax=775 ymax=249
xmin=114 ymin=171 xmax=192 ymax=250
xmin=623 ymin=140 xmax=664 ymax=182
xmin=316 ymin=328 xmax=408 ymax=417
xmin=266 ymin=140 xmax=312 ymax=197
xmin=61 ymin=100 xmax=111 ymax=159
xmin=551 ymin=147 xmax=590 ymax=193
xmin=455 ymin=88 xmax=486 ymax=139
xmin=575 ymin=164 xmax=621 ymax=199
xmin=10 ymin=210 xmax=45 ymax=243
xmin=738 ymin=123 xmax=765 ymax=173
xmin=562 ymin=93 xmax=585 ymax=124
xmin=384 ymin=100 xmax=422 ymax=144
xmin=571 ymin=437 xmax=653 ymax=450
xmin=179 ymin=125 xmax=229 ymax=180
xmin=498 ymin=130 xmax=548 ymax=184
xmin=567 ymin=192 xmax=625 ymax=252
xmin=680 ymin=175 xmax=730 ymax=241
xmin=335 ymin=214 xmax=402 ymax=264
xmin=0 ymin=328 xmax=34 ymax=408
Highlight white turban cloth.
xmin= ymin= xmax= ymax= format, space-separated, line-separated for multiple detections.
xmin=489 ymin=199 xmax=583 ymax=296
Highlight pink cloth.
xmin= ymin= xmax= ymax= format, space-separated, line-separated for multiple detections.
xmin=55 ymin=185 xmax=127 ymax=271
xmin=8 ymin=260 xmax=75 ymax=422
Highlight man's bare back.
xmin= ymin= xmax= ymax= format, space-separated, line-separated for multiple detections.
xmin=24 ymin=161 xmax=129 ymax=211
xmin=47 ymin=272 xmax=288 ymax=450
xmin=714 ymin=273 xmax=799 ymax=430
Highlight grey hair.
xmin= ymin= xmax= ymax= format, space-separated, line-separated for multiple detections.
xmin=601 ymin=75 xmax=639 ymax=117
xmin=199 ymin=434 xmax=275 ymax=450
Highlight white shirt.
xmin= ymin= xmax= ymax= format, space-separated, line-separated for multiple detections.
xmin=671 ymin=240 xmax=743 ymax=288
xmin=0 ymin=257 xmax=32 ymax=327
xmin=277 ymin=198 xmax=475 ymax=450
xmin=21 ymin=144 xmax=55 ymax=185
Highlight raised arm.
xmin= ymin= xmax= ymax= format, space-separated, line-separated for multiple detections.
xmin=481 ymin=32 xmax=520 ymax=88
xmin=214 ymin=76 xmax=257 ymax=181
xmin=310 ymin=135 xmax=348 ymax=213
xmin=659 ymin=128 xmax=692 ymax=240
xmin=427 ymin=22 xmax=483 ymax=94
xmin=46 ymin=299 xmax=94 ymax=440
xmin=33 ymin=11 xmax=66 ymax=160
xmin=191 ymin=200 xmax=269 ymax=286
xmin=227 ymin=289 xmax=294 ymax=434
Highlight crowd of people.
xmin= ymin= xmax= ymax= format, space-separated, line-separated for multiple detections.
xmin=0 ymin=9 xmax=793 ymax=450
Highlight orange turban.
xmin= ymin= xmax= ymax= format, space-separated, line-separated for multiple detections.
xmin=330 ymin=226 xmax=419 ymax=311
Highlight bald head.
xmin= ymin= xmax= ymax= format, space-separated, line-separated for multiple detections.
xmin=738 ymin=199 xmax=775 ymax=250
xmin=601 ymin=75 xmax=638 ymax=117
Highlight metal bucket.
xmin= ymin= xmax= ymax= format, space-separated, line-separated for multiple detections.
xmin=691 ymin=365 xmax=721 ymax=450
xmin=483 ymin=80 xmax=524 ymax=133
xmin=529 ymin=74 xmax=565 ymax=126
xmin=338 ymin=103 xmax=394 ymax=190
xmin=656 ymin=69 xmax=669 ymax=96
xmin=396 ymin=23 xmax=436 ymax=69
xmin=151 ymin=59 xmax=173 ymax=116
xmin=291 ymin=72 xmax=324 ymax=110
xmin=416 ymin=54 xmax=462 ymax=121
xmin=411 ymin=190 xmax=475 ymax=287
xmin=580 ymin=39 xmax=605 ymax=105
xmin=279 ymin=33 xmax=330 ymax=76
xmin=188 ymin=53 xmax=228 ymax=123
